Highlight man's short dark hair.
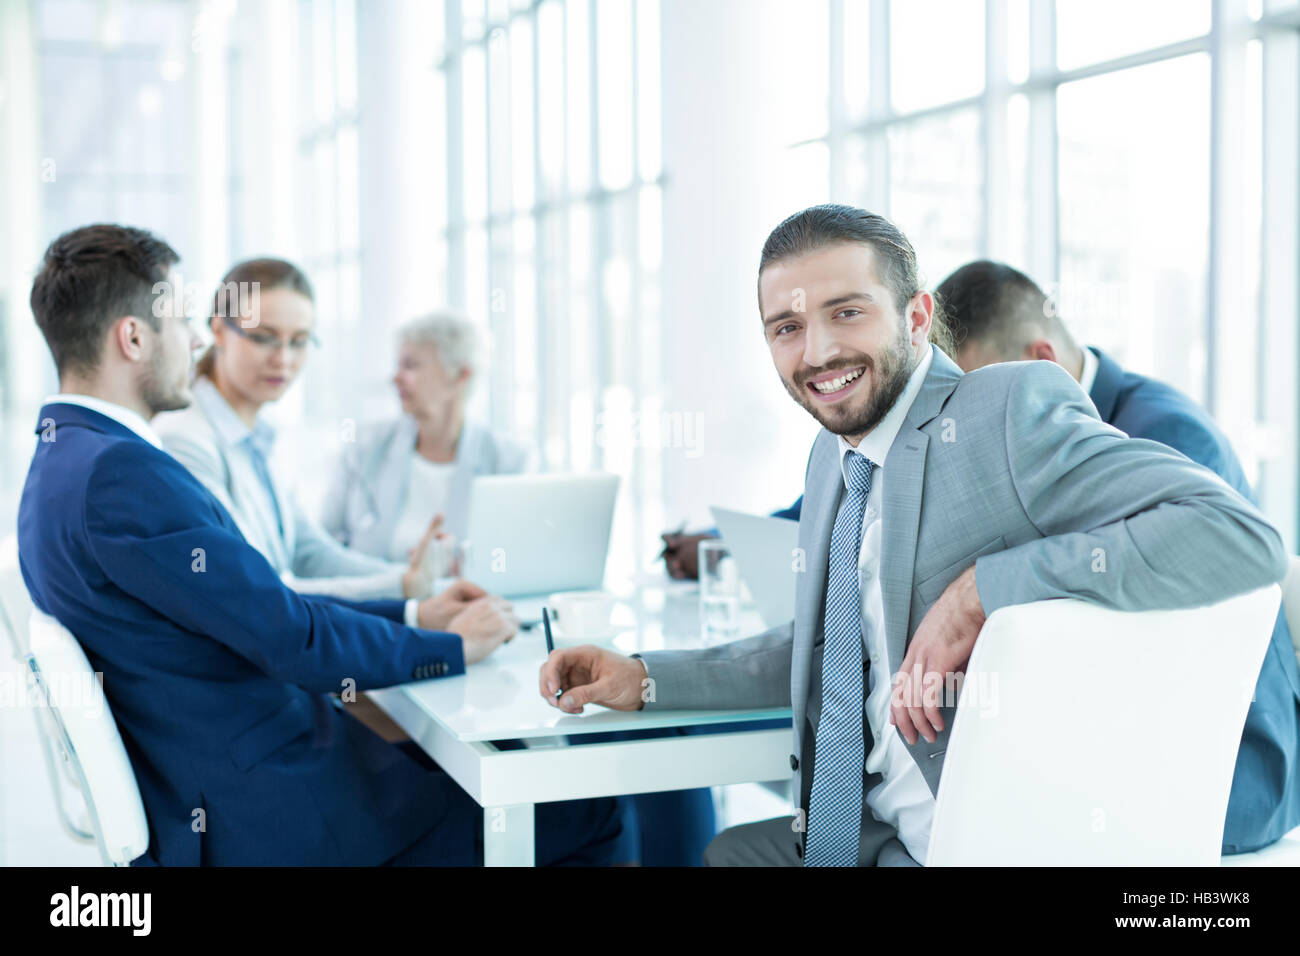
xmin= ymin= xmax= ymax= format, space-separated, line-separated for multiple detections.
xmin=758 ymin=203 xmax=954 ymax=356
xmin=30 ymin=224 xmax=180 ymax=375
xmin=936 ymin=259 xmax=1060 ymax=359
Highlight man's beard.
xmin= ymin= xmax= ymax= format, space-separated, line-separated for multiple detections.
xmin=140 ymin=352 xmax=191 ymax=415
xmin=783 ymin=332 xmax=917 ymax=438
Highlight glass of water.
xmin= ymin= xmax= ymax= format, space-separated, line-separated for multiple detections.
xmin=698 ymin=540 xmax=741 ymax=646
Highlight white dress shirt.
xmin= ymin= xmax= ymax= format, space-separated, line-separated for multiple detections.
xmin=42 ymin=393 xmax=164 ymax=449
xmin=1078 ymin=346 xmax=1099 ymax=396
xmin=387 ymin=455 xmax=458 ymax=563
xmin=832 ymin=344 xmax=935 ymax=865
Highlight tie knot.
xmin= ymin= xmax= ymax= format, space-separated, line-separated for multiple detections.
xmin=843 ymin=451 xmax=875 ymax=493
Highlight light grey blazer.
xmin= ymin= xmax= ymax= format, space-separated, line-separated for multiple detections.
xmin=154 ymin=386 xmax=407 ymax=601
xmin=319 ymin=416 xmax=534 ymax=558
xmin=640 ymin=345 xmax=1288 ymax=860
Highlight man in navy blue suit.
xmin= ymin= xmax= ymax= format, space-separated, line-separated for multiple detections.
xmin=936 ymin=258 xmax=1300 ymax=855
xmin=19 ymin=223 xmax=627 ymax=865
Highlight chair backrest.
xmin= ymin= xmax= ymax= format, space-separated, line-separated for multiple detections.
xmin=1280 ymin=555 xmax=1300 ymax=666
xmin=0 ymin=534 xmax=31 ymax=657
xmin=927 ymin=585 xmax=1281 ymax=866
xmin=27 ymin=609 xmax=149 ymax=866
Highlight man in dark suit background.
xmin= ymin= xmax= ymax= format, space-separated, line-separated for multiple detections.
xmin=18 ymin=223 xmax=628 ymax=865
xmin=937 ymin=258 xmax=1300 ymax=854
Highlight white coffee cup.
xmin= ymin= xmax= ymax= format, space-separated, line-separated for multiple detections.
xmin=548 ymin=590 xmax=616 ymax=641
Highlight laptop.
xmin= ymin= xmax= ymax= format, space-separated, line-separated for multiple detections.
xmin=463 ymin=472 xmax=620 ymax=621
xmin=709 ymin=506 xmax=800 ymax=628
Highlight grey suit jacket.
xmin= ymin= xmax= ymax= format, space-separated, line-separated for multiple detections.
xmin=640 ymin=344 xmax=1288 ymax=856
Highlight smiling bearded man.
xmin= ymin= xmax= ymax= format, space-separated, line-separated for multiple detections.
xmin=535 ymin=203 xmax=1288 ymax=868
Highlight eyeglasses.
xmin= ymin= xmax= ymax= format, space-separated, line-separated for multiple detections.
xmin=222 ymin=315 xmax=320 ymax=354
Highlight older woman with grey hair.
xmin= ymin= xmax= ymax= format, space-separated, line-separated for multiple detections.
xmin=321 ymin=312 xmax=534 ymax=561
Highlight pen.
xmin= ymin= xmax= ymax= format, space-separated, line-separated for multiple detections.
xmin=542 ymin=606 xmax=562 ymax=698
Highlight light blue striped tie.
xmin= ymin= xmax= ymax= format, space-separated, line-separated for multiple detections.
xmin=805 ymin=450 xmax=875 ymax=867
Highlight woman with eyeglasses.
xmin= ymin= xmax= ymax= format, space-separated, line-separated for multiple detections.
xmin=155 ymin=258 xmax=438 ymax=603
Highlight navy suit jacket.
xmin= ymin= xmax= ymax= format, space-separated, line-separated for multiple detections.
xmin=19 ymin=403 xmax=469 ymax=865
xmin=778 ymin=347 xmax=1300 ymax=853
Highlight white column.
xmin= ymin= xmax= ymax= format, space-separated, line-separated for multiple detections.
xmin=1207 ymin=0 xmax=1253 ymax=453
xmin=1024 ymin=0 xmax=1057 ymax=285
xmin=1258 ymin=26 xmax=1299 ymax=549
xmin=356 ymin=1 xmax=448 ymax=355
xmin=231 ymin=0 xmax=299 ymax=261
xmin=658 ymin=0 xmax=823 ymax=526
xmin=0 ymin=0 xmax=49 ymax=512
xmin=982 ymin=0 xmax=1010 ymax=259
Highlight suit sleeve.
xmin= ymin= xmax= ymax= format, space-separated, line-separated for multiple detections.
xmin=637 ymin=621 xmax=794 ymax=709
xmin=974 ymin=361 xmax=1288 ymax=614
xmin=307 ymin=592 xmax=406 ymax=622
xmin=158 ymin=428 xmax=248 ymax=535
xmin=83 ymin=443 xmax=464 ymax=693
xmin=1137 ymin=407 xmax=1247 ymax=500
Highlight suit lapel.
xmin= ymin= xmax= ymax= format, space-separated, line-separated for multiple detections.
xmin=791 ymin=431 xmax=842 ymax=728
xmin=881 ymin=347 xmax=964 ymax=667
xmin=794 ymin=348 xmax=965 ymax=727
xmin=880 ymin=429 xmax=929 ymax=670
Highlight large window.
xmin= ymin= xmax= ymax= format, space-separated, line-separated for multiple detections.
xmin=820 ymin=0 xmax=1300 ymax=546
xmin=34 ymin=0 xmax=199 ymax=260
xmin=1057 ymin=54 xmax=1211 ymax=402
xmin=436 ymin=0 xmax=664 ymax=584
xmin=290 ymin=0 xmax=362 ymax=430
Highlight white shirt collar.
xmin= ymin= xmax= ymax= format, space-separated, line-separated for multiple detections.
xmin=192 ymin=375 xmax=276 ymax=456
xmin=835 ymin=344 xmax=935 ymax=482
xmin=1078 ymin=346 xmax=1099 ymax=396
xmin=42 ymin=393 xmax=165 ymax=450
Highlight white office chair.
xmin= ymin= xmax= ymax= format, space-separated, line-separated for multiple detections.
xmin=927 ymin=585 xmax=1280 ymax=866
xmin=26 ymin=609 xmax=150 ymax=866
xmin=0 ymin=534 xmax=97 ymax=845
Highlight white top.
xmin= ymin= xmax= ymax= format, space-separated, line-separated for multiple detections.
xmin=1078 ymin=346 xmax=1099 ymax=396
xmin=387 ymin=454 xmax=458 ymax=562
xmin=42 ymin=394 xmax=163 ymax=449
xmin=833 ymin=344 xmax=935 ymax=865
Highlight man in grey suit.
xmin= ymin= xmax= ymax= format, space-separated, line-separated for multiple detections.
xmin=537 ymin=204 xmax=1289 ymax=866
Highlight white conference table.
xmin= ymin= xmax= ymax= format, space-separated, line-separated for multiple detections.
xmin=368 ymin=579 xmax=793 ymax=866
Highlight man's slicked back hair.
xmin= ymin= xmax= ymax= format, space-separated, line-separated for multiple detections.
xmin=758 ymin=203 xmax=954 ymax=356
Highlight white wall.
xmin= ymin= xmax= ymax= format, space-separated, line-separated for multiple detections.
xmin=659 ymin=0 xmax=828 ymax=527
